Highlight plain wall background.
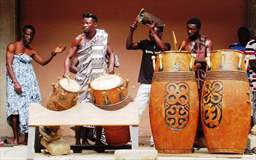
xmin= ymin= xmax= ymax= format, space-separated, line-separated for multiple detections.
xmin=19 ymin=0 xmax=247 ymax=139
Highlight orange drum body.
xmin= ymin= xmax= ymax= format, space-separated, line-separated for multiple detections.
xmin=150 ymin=51 xmax=199 ymax=153
xmin=89 ymin=74 xmax=130 ymax=146
xmin=89 ymin=74 xmax=128 ymax=110
xmin=201 ymin=49 xmax=251 ymax=153
xmin=47 ymin=78 xmax=81 ymax=111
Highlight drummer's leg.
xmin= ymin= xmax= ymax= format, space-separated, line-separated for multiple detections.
xmin=252 ymin=91 xmax=256 ymax=126
xmin=82 ymin=127 xmax=96 ymax=144
xmin=135 ymin=84 xmax=151 ymax=116
xmin=75 ymin=126 xmax=82 ymax=145
xmin=95 ymin=126 xmax=102 ymax=143
xmin=81 ymin=127 xmax=89 ymax=145
xmin=134 ymin=84 xmax=152 ymax=145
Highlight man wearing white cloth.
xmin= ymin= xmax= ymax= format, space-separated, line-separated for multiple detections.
xmin=64 ymin=12 xmax=115 ymax=148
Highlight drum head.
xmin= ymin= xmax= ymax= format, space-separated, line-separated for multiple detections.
xmin=59 ymin=78 xmax=80 ymax=92
xmin=90 ymin=74 xmax=124 ymax=90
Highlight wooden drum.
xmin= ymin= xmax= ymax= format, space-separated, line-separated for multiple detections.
xmin=89 ymin=74 xmax=128 ymax=110
xmin=210 ymin=49 xmax=245 ymax=71
xmin=153 ymin=51 xmax=194 ymax=72
xmin=89 ymin=74 xmax=130 ymax=146
xmin=201 ymin=49 xmax=251 ymax=153
xmin=46 ymin=78 xmax=81 ymax=111
xmin=150 ymin=51 xmax=199 ymax=153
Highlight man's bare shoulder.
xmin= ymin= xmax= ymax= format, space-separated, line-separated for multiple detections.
xmin=203 ymin=36 xmax=212 ymax=45
xmin=75 ymin=33 xmax=84 ymax=41
xmin=71 ymin=33 xmax=84 ymax=47
xmin=6 ymin=42 xmax=17 ymax=52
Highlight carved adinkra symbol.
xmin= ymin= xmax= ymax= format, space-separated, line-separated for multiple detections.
xmin=202 ymin=81 xmax=223 ymax=128
xmin=164 ymin=82 xmax=190 ymax=130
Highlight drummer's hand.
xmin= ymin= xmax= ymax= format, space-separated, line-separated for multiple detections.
xmin=52 ymin=45 xmax=66 ymax=56
xmin=130 ymin=20 xmax=138 ymax=31
xmin=108 ymin=67 xmax=114 ymax=74
xmin=13 ymin=81 xmax=22 ymax=94
xmin=63 ymin=72 xmax=71 ymax=79
xmin=147 ymin=22 xmax=156 ymax=30
xmin=193 ymin=63 xmax=202 ymax=70
xmin=207 ymin=65 xmax=211 ymax=70
xmin=147 ymin=23 xmax=158 ymax=36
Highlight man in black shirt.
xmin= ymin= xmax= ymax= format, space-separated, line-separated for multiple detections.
xmin=126 ymin=19 xmax=170 ymax=145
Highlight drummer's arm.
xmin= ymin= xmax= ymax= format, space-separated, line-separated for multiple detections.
xmin=64 ymin=40 xmax=78 ymax=76
xmin=178 ymin=40 xmax=187 ymax=51
xmin=69 ymin=56 xmax=78 ymax=74
xmin=205 ymin=39 xmax=213 ymax=68
xmin=149 ymin=27 xmax=170 ymax=51
xmin=206 ymin=39 xmax=213 ymax=56
xmin=126 ymin=20 xmax=139 ymax=50
xmin=107 ymin=43 xmax=114 ymax=74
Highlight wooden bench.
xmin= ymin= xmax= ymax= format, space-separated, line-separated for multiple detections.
xmin=27 ymin=102 xmax=139 ymax=160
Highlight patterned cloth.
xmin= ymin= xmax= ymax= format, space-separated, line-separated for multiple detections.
xmin=183 ymin=36 xmax=212 ymax=92
xmin=245 ymin=39 xmax=256 ymax=92
xmin=245 ymin=39 xmax=256 ymax=124
xmin=75 ymin=29 xmax=108 ymax=103
xmin=7 ymin=54 xmax=41 ymax=134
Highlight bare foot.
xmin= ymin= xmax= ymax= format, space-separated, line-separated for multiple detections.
xmin=5 ymin=137 xmax=18 ymax=145
xmin=0 ymin=140 xmax=4 ymax=147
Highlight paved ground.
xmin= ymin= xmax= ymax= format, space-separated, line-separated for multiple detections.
xmin=0 ymin=145 xmax=256 ymax=160
xmin=1 ymin=136 xmax=255 ymax=160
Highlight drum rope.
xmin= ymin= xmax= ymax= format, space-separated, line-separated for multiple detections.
xmin=153 ymin=72 xmax=196 ymax=81
xmin=205 ymin=71 xmax=248 ymax=81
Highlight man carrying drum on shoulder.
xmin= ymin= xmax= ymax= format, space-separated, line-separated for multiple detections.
xmin=126 ymin=14 xmax=170 ymax=146
xmin=64 ymin=12 xmax=115 ymax=149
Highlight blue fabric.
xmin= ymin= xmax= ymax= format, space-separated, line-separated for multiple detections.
xmin=7 ymin=54 xmax=41 ymax=133
xmin=229 ymin=42 xmax=245 ymax=51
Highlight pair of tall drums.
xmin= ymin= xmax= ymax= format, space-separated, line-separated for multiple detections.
xmin=150 ymin=49 xmax=251 ymax=154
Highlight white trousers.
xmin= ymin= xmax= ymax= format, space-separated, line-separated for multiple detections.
xmin=135 ymin=84 xmax=152 ymax=116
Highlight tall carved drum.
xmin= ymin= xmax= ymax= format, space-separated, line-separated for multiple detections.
xmin=150 ymin=51 xmax=199 ymax=153
xmin=89 ymin=74 xmax=130 ymax=146
xmin=201 ymin=49 xmax=251 ymax=153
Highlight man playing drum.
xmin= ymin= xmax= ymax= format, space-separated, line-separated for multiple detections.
xmin=126 ymin=17 xmax=170 ymax=146
xmin=6 ymin=24 xmax=65 ymax=145
xmin=179 ymin=17 xmax=212 ymax=148
xmin=64 ymin=12 xmax=115 ymax=148
xmin=180 ymin=17 xmax=212 ymax=94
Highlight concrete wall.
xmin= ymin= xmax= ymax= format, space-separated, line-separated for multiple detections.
xmin=19 ymin=0 xmax=247 ymax=105
xmin=0 ymin=0 xmax=17 ymax=136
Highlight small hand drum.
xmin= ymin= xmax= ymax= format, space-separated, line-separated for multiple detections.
xmin=46 ymin=78 xmax=82 ymax=111
xmin=89 ymin=74 xmax=129 ymax=110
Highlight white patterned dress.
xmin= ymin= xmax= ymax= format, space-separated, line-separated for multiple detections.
xmin=7 ymin=54 xmax=41 ymax=134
